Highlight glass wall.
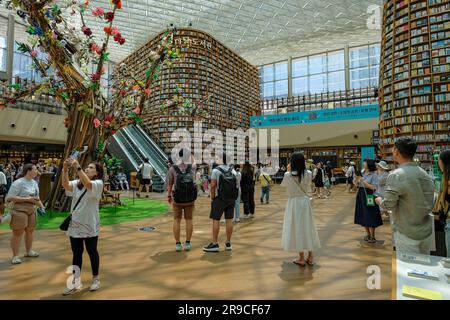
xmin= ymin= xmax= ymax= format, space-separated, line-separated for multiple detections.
xmin=349 ymin=44 xmax=380 ymax=89
xmin=292 ymin=50 xmax=345 ymax=95
xmin=260 ymin=61 xmax=288 ymax=99
xmin=259 ymin=43 xmax=380 ymax=98
xmin=0 ymin=16 xmax=8 ymax=73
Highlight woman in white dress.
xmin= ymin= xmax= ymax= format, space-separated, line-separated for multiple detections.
xmin=281 ymin=152 xmax=321 ymax=266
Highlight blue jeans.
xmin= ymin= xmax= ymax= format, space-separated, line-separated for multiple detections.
xmin=445 ymin=221 xmax=450 ymax=258
xmin=261 ymin=186 xmax=270 ymax=203
xmin=234 ymin=188 xmax=241 ymax=220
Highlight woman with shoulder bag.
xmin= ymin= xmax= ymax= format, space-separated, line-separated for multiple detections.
xmin=5 ymin=164 xmax=44 ymax=265
xmin=354 ymin=159 xmax=382 ymax=244
xmin=61 ymin=158 xmax=104 ymax=295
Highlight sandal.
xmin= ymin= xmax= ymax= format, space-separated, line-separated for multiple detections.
xmin=293 ymin=260 xmax=306 ymax=267
xmin=306 ymin=258 xmax=315 ymax=266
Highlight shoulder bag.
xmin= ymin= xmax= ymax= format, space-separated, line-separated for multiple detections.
xmin=59 ymin=189 xmax=88 ymax=231
xmin=363 ymin=186 xmax=375 ymax=207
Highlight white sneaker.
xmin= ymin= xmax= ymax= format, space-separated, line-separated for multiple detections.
xmin=63 ymin=284 xmax=82 ymax=295
xmin=233 ymin=218 xmax=240 ymax=223
xmin=25 ymin=250 xmax=39 ymax=258
xmin=242 ymin=214 xmax=250 ymax=219
xmin=11 ymin=256 xmax=22 ymax=265
xmin=249 ymin=214 xmax=254 ymax=219
xmin=89 ymin=278 xmax=100 ymax=291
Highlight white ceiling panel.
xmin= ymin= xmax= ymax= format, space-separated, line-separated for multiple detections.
xmin=1 ymin=0 xmax=382 ymax=65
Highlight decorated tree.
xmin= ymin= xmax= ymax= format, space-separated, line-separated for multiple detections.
xmin=0 ymin=0 xmax=197 ymax=209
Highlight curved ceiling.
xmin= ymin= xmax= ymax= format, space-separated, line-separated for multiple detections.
xmin=2 ymin=0 xmax=383 ymax=65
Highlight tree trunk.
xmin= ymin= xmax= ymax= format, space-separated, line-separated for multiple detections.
xmin=46 ymin=109 xmax=98 ymax=211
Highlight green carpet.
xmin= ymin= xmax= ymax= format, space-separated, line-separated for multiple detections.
xmin=0 ymin=197 xmax=168 ymax=230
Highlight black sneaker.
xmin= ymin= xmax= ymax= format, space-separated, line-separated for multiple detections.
xmin=203 ymin=242 xmax=219 ymax=252
xmin=260 ymin=198 xmax=263 ymax=203
xmin=225 ymin=242 xmax=232 ymax=251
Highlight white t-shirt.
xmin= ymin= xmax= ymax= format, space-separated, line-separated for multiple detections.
xmin=139 ymin=163 xmax=154 ymax=179
xmin=0 ymin=172 xmax=6 ymax=185
xmin=6 ymin=177 xmax=39 ymax=199
xmin=211 ymin=165 xmax=240 ymax=198
xmin=65 ymin=180 xmax=103 ymax=238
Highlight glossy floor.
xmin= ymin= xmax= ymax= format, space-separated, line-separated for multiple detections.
xmin=0 ymin=185 xmax=392 ymax=299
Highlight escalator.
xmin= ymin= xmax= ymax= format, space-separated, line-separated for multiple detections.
xmin=107 ymin=125 xmax=169 ymax=192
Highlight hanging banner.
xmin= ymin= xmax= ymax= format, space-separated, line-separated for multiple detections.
xmin=250 ymin=104 xmax=379 ymax=128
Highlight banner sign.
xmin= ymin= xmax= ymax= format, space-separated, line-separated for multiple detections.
xmin=250 ymin=104 xmax=379 ymax=128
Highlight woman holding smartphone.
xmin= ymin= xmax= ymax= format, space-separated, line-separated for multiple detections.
xmin=61 ymin=157 xmax=104 ymax=295
xmin=6 ymin=164 xmax=44 ymax=265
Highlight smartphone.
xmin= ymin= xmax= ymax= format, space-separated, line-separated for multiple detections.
xmin=69 ymin=150 xmax=80 ymax=160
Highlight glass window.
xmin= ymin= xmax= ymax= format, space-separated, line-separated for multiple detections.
xmin=274 ymin=62 xmax=288 ymax=80
xmin=328 ymin=71 xmax=345 ymax=92
xmin=309 ymin=54 xmax=327 ymax=74
xmin=0 ymin=36 xmax=6 ymax=72
xmin=262 ymin=64 xmax=274 ymax=82
xmin=309 ymin=73 xmax=327 ymax=94
xmin=292 ymin=77 xmax=308 ymax=95
xmin=328 ymin=50 xmax=344 ymax=72
xmin=350 ymin=46 xmax=369 ymax=68
xmin=292 ymin=57 xmax=307 ymax=77
xmin=274 ymin=80 xmax=288 ymax=97
xmin=263 ymin=82 xmax=274 ymax=98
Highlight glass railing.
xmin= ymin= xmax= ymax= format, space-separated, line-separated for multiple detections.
xmin=261 ymin=86 xmax=379 ymax=115
xmin=129 ymin=125 xmax=168 ymax=170
xmin=114 ymin=130 xmax=145 ymax=168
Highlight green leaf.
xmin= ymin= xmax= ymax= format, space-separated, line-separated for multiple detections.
xmin=102 ymin=52 xmax=109 ymax=61
xmin=153 ymin=73 xmax=159 ymax=81
xmin=145 ymin=69 xmax=152 ymax=79
xmin=90 ymin=82 xmax=99 ymax=91
xmin=26 ymin=26 xmax=36 ymax=35
xmin=9 ymin=84 xmax=21 ymax=90
xmin=16 ymin=42 xmax=30 ymax=53
xmin=60 ymin=92 xmax=69 ymax=100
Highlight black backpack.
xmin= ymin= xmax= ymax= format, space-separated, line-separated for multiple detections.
xmin=217 ymin=167 xmax=238 ymax=201
xmin=173 ymin=165 xmax=197 ymax=203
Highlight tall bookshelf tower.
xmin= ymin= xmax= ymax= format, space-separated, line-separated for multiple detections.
xmin=379 ymin=0 xmax=450 ymax=169
xmin=119 ymin=28 xmax=261 ymax=155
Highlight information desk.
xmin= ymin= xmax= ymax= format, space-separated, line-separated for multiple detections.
xmin=392 ymin=251 xmax=450 ymax=300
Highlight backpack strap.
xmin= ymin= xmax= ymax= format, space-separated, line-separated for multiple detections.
xmin=217 ymin=167 xmax=226 ymax=174
xmin=186 ymin=165 xmax=192 ymax=174
xmin=173 ymin=165 xmax=182 ymax=175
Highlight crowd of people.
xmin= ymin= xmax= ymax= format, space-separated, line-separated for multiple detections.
xmin=0 ymin=137 xmax=449 ymax=296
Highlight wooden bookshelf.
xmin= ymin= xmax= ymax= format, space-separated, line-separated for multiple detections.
xmin=118 ymin=28 xmax=261 ymax=156
xmin=379 ymin=0 xmax=450 ymax=169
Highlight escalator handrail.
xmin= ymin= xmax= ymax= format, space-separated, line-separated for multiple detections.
xmin=118 ymin=131 xmax=144 ymax=169
xmin=112 ymin=133 xmax=139 ymax=170
xmin=127 ymin=126 xmax=168 ymax=173
xmin=135 ymin=125 xmax=168 ymax=160
xmin=130 ymin=125 xmax=168 ymax=168
xmin=122 ymin=127 xmax=167 ymax=182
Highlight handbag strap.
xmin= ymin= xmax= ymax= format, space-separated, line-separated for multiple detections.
xmin=262 ymin=174 xmax=270 ymax=184
xmin=72 ymin=189 xmax=88 ymax=212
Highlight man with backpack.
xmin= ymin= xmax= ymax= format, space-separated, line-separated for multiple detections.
xmin=203 ymin=153 xmax=239 ymax=252
xmin=167 ymin=149 xmax=197 ymax=252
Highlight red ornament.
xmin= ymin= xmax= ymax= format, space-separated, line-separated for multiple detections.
xmin=104 ymin=26 xmax=113 ymax=35
xmin=105 ymin=12 xmax=115 ymax=22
